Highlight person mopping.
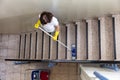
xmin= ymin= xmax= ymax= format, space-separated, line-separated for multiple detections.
xmin=34 ymin=11 xmax=76 ymax=60
xmin=34 ymin=11 xmax=60 ymax=41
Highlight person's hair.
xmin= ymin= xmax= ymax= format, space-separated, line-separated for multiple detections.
xmin=40 ymin=11 xmax=53 ymax=25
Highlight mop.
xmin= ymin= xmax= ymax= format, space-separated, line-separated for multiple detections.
xmin=38 ymin=27 xmax=76 ymax=60
xmin=34 ymin=19 xmax=76 ymax=60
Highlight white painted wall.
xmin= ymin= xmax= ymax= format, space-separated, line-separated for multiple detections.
xmin=0 ymin=0 xmax=120 ymax=33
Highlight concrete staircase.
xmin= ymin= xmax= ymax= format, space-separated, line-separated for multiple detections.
xmin=5 ymin=15 xmax=120 ymax=62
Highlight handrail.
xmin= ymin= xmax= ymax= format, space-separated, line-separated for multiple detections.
xmin=5 ymin=59 xmax=120 ymax=63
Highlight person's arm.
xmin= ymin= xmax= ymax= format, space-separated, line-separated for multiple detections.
xmin=55 ymin=25 xmax=60 ymax=31
xmin=52 ymin=25 xmax=60 ymax=41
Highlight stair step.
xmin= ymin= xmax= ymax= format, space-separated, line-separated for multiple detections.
xmin=50 ymin=38 xmax=57 ymax=60
xmin=25 ymin=33 xmax=30 ymax=59
xmin=36 ymin=30 xmax=43 ymax=59
xmin=58 ymin=25 xmax=67 ymax=59
xmin=76 ymin=21 xmax=87 ymax=60
xmin=19 ymin=34 xmax=26 ymax=59
xmin=87 ymin=19 xmax=99 ymax=60
xmin=66 ymin=23 xmax=76 ymax=60
xmin=114 ymin=15 xmax=120 ymax=60
xmin=100 ymin=16 xmax=114 ymax=60
xmin=30 ymin=32 xmax=37 ymax=59
xmin=43 ymin=33 xmax=50 ymax=60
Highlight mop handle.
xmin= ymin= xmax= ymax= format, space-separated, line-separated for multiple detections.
xmin=38 ymin=27 xmax=71 ymax=51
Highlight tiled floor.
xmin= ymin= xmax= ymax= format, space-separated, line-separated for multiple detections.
xmin=0 ymin=59 xmax=79 ymax=80
xmin=50 ymin=63 xmax=79 ymax=80
xmin=0 ymin=56 xmax=79 ymax=80
xmin=0 ymin=58 xmax=49 ymax=80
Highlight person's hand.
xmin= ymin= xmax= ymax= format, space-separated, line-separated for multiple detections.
xmin=34 ymin=24 xmax=39 ymax=29
xmin=52 ymin=36 xmax=57 ymax=41
xmin=34 ymin=20 xmax=41 ymax=29
xmin=52 ymin=31 xmax=59 ymax=41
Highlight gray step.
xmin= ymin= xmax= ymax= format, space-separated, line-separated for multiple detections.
xmin=19 ymin=34 xmax=25 ymax=59
xmin=66 ymin=23 xmax=76 ymax=60
xmin=76 ymin=21 xmax=87 ymax=60
xmin=50 ymin=38 xmax=57 ymax=60
xmin=100 ymin=16 xmax=114 ymax=60
xmin=43 ymin=33 xmax=50 ymax=60
xmin=30 ymin=32 xmax=37 ymax=59
xmin=25 ymin=33 xmax=30 ymax=59
xmin=114 ymin=14 xmax=120 ymax=60
xmin=58 ymin=25 xmax=67 ymax=60
xmin=87 ymin=19 xmax=99 ymax=60
xmin=36 ymin=30 xmax=43 ymax=59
